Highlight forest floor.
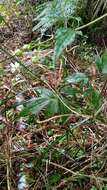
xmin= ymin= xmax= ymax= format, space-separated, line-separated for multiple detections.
xmin=0 ymin=2 xmax=107 ymax=190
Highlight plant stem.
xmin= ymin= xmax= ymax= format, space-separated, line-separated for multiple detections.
xmin=76 ymin=13 xmax=107 ymax=31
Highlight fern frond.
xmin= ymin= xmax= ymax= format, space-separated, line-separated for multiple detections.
xmin=33 ymin=0 xmax=81 ymax=34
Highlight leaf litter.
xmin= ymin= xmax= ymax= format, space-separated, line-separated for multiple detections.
xmin=0 ymin=2 xmax=107 ymax=190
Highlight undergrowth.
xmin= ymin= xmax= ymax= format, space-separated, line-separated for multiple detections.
xmin=0 ymin=0 xmax=107 ymax=190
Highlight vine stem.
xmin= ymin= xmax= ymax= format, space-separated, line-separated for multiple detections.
xmin=76 ymin=13 xmax=107 ymax=31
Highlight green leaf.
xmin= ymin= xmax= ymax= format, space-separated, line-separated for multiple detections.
xmin=32 ymin=56 xmax=39 ymax=63
xmin=22 ymin=44 xmax=31 ymax=51
xmin=20 ymin=97 xmax=50 ymax=117
xmin=58 ymin=135 xmax=67 ymax=144
xmin=49 ymin=173 xmax=61 ymax=185
xmin=0 ymin=124 xmax=5 ymax=130
xmin=61 ymin=86 xmax=79 ymax=97
xmin=58 ymin=96 xmax=70 ymax=114
xmin=20 ymin=88 xmax=57 ymax=117
xmin=19 ymin=87 xmax=71 ymax=119
xmin=65 ymin=72 xmax=88 ymax=85
xmin=84 ymin=86 xmax=103 ymax=110
xmin=53 ymin=28 xmax=82 ymax=64
xmin=0 ymin=14 xmax=4 ymax=24
xmin=45 ymin=96 xmax=59 ymax=117
xmin=90 ymin=186 xmax=97 ymax=190
xmin=96 ymin=52 xmax=107 ymax=74
xmin=48 ymin=129 xmax=54 ymax=136
xmin=35 ymin=87 xmax=53 ymax=98
xmin=14 ymin=49 xmax=23 ymax=57
xmin=103 ymin=185 xmax=107 ymax=190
